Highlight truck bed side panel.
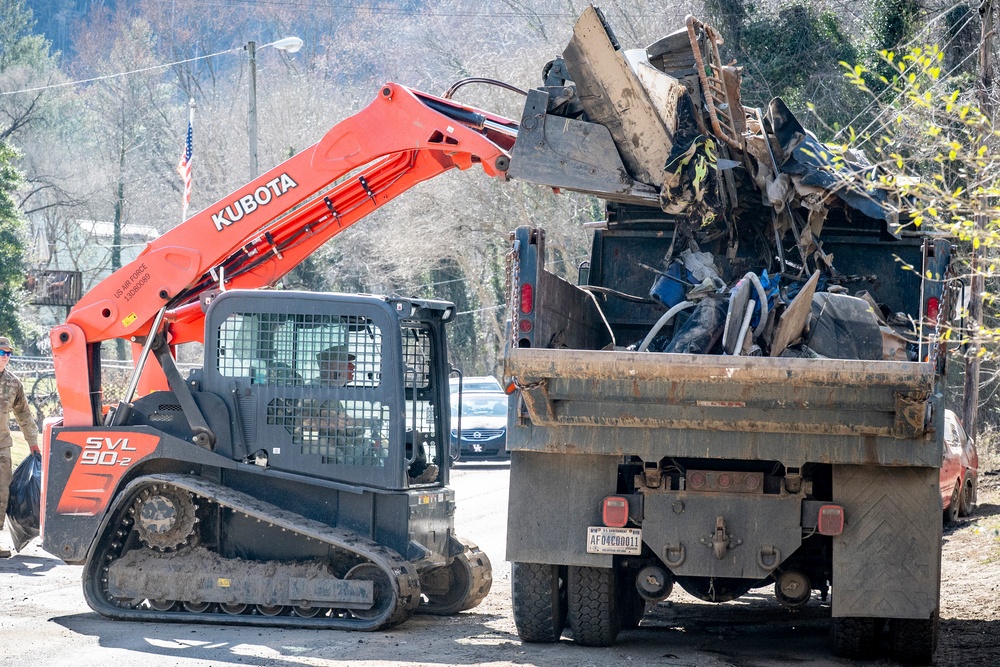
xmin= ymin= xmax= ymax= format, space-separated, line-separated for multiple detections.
xmin=533 ymin=270 xmax=609 ymax=351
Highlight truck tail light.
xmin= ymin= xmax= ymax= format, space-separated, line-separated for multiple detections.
xmin=926 ymin=296 xmax=939 ymax=324
xmin=817 ymin=504 xmax=844 ymax=536
xmin=520 ymin=283 xmax=533 ymax=314
xmin=602 ymin=496 xmax=628 ymax=527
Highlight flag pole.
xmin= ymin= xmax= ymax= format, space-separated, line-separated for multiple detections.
xmin=179 ymin=97 xmax=196 ymax=223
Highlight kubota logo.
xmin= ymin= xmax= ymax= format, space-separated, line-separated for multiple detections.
xmin=212 ymin=173 xmax=298 ymax=231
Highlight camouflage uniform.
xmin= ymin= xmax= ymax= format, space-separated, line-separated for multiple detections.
xmin=0 ymin=366 xmax=39 ymax=531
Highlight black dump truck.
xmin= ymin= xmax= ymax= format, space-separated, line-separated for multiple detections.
xmin=501 ymin=8 xmax=957 ymax=665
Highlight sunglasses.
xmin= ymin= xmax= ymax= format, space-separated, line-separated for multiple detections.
xmin=0 ymin=350 xmax=11 ymax=357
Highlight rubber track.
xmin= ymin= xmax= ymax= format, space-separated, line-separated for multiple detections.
xmin=84 ymin=473 xmax=421 ymax=630
xmin=567 ymin=566 xmax=620 ymax=647
xmin=511 ymin=562 xmax=565 ymax=643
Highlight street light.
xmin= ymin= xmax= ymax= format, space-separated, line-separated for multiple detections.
xmin=247 ymin=36 xmax=304 ymax=180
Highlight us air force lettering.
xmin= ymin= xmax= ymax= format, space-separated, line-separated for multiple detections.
xmin=212 ymin=173 xmax=298 ymax=231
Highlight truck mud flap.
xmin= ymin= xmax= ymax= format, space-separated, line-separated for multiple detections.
xmin=506 ymin=451 xmax=619 ymax=566
xmin=832 ymin=465 xmax=941 ymax=619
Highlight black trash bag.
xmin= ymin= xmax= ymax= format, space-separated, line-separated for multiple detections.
xmin=806 ymin=293 xmax=883 ymax=360
xmin=7 ymin=450 xmax=42 ymax=552
xmin=663 ymin=296 xmax=728 ymax=355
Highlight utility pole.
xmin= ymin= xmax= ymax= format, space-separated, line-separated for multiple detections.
xmin=963 ymin=0 xmax=995 ymax=440
xmin=247 ymin=40 xmax=259 ymax=180
xmin=245 ymin=37 xmax=302 ymax=181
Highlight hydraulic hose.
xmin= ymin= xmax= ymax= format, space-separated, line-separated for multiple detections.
xmin=638 ymin=301 xmax=696 ymax=352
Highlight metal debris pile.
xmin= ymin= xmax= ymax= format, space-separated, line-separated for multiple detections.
xmin=516 ymin=6 xmax=934 ymax=361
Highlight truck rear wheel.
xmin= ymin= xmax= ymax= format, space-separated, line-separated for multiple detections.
xmin=889 ymin=614 xmax=938 ymax=665
xmin=512 ymin=562 xmax=566 ymax=642
xmin=830 ymin=616 xmax=877 ymax=659
xmin=567 ymin=565 xmax=620 ymax=647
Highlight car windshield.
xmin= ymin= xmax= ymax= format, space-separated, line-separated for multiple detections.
xmin=450 ymin=376 xmax=502 ymax=393
xmin=452 ymin=394 xmax=507 ymax=417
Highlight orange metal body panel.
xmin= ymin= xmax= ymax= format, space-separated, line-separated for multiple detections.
xmin=52 ymin=83 xmax=515 ymax=427
xmin=54 ymin=431 xmax=161 ymax=515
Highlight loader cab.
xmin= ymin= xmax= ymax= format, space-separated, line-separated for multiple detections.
xmin=201 ymin=290 xmax=453 ymax=490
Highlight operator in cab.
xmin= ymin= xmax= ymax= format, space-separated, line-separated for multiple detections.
xmin=301 ymin=344 xmax=366 ymax=460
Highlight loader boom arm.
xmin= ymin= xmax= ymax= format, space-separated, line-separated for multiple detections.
xmin=52 ymin=83 xmax=516 ymax=427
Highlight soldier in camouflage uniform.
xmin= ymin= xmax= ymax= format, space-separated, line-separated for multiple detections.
xmin=0 ymin=337 xmax=39 ymax=557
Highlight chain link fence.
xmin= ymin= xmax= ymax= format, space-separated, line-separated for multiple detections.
xmin=8 ymin=356 xmax=198 ymax=431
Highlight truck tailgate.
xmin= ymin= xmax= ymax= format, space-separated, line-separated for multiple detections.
xmin=507 ymin=348 xmax=939 ymax=465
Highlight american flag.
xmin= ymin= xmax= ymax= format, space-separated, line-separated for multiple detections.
xmin=176 ymin=113 xmax=193 ymax=219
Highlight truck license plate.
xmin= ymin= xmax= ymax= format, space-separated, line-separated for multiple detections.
xmin=586 ymin=526 xmax=642 ymax=555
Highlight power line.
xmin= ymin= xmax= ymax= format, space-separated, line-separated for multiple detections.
xmin=0 ymin=46 xmax=243 ymax=97
xmin=456 ymin=305 xmax=504 ymax=316
xmin=148 ymin=0 xmax=727 ymax=18
xmin=401 ymin=253 xmax=589 ymax=294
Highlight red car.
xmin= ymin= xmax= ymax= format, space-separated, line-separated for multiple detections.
xmin=941 ymin=409 xmax=979 ymax=523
